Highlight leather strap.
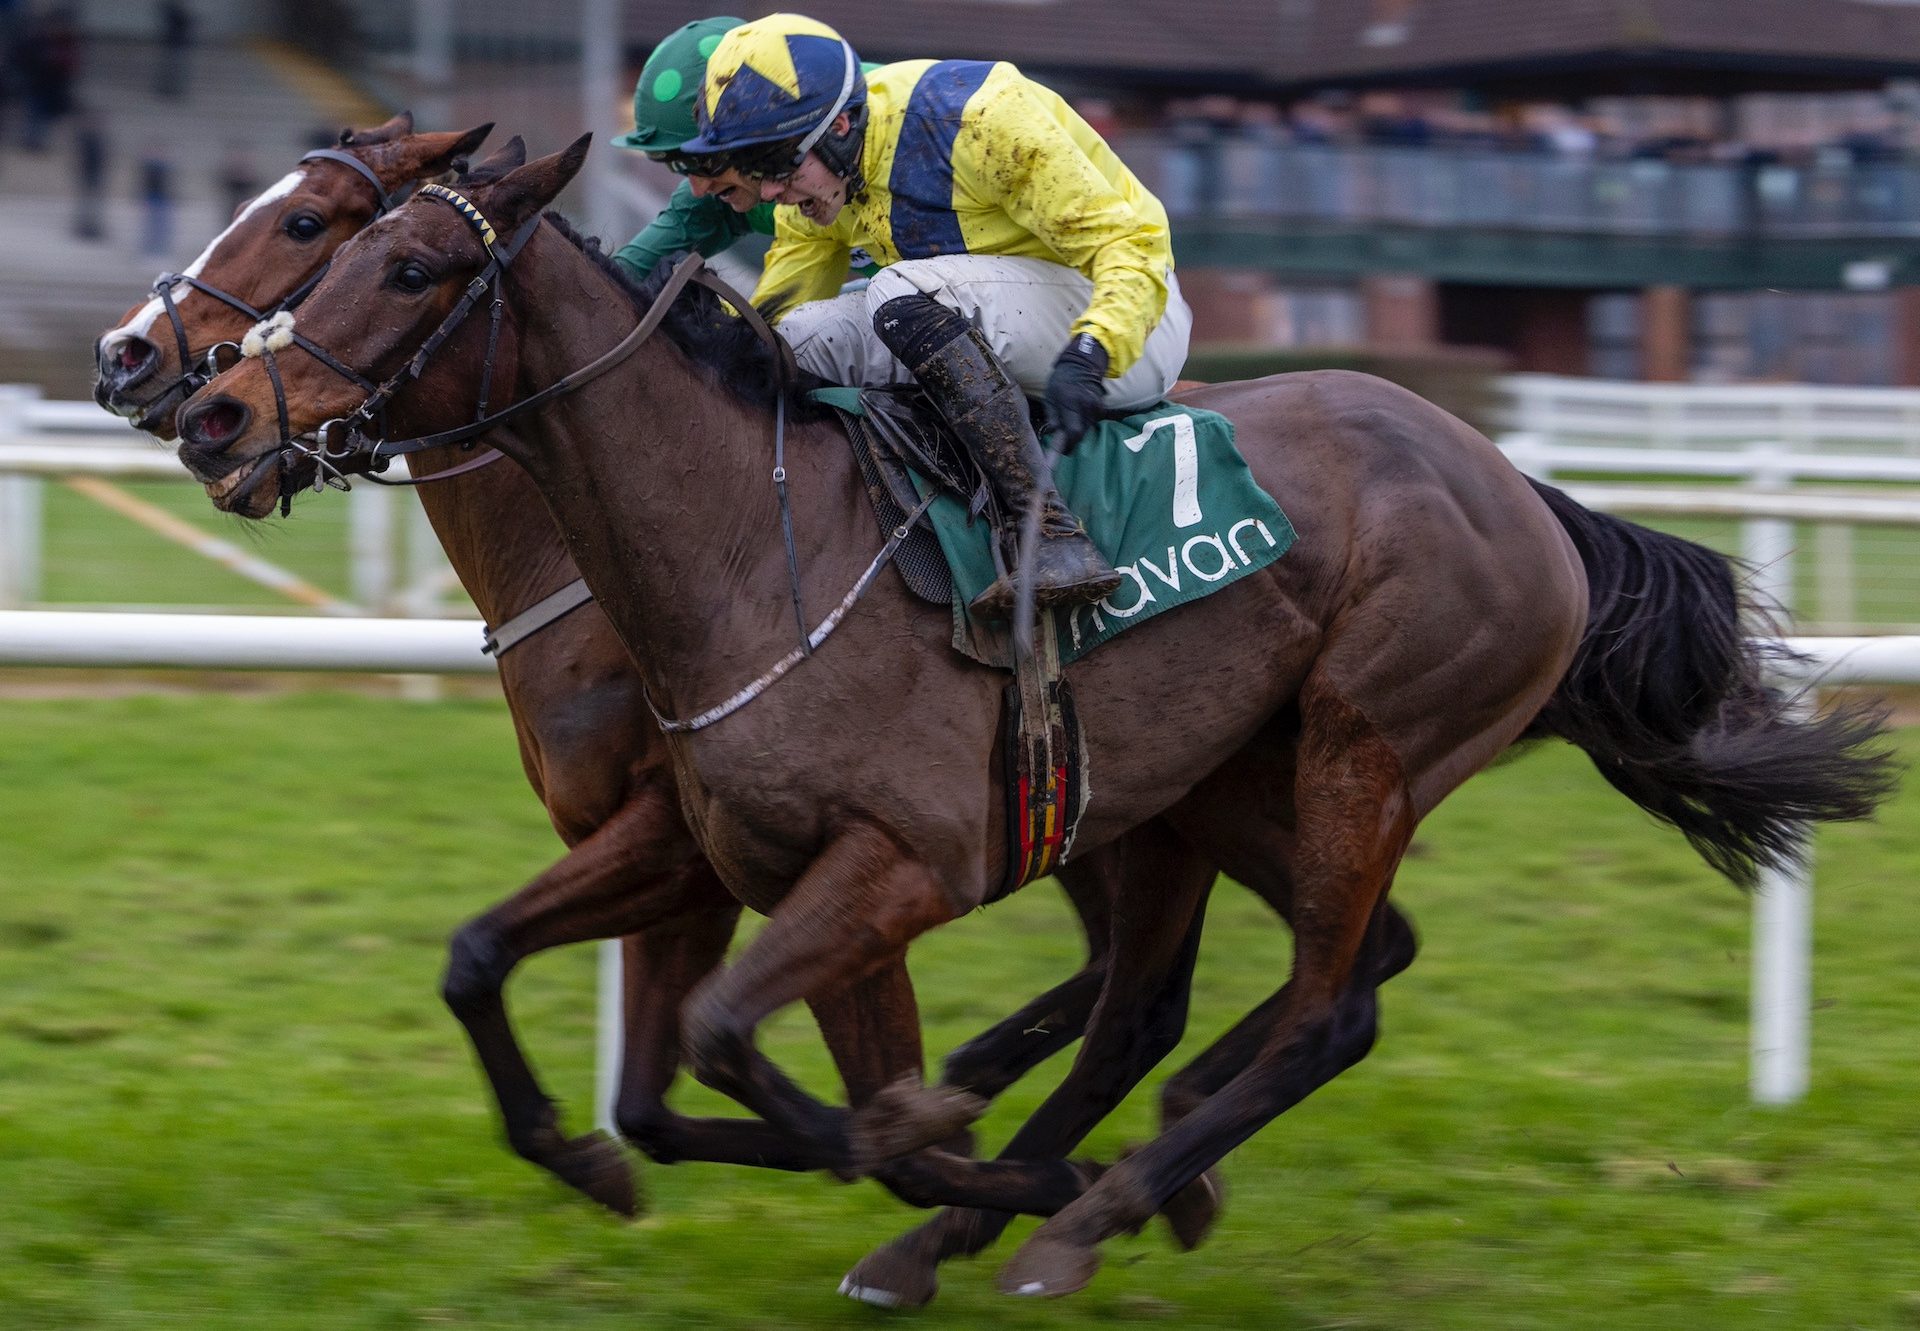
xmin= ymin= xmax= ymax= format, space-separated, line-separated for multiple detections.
xmin=482 ymin=577 xmax=596 ymax=656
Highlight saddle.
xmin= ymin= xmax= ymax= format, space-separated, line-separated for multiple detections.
xmin=833 ymin=386 xmax=980 ymax=608
xmin=823 ymin=386 xmax=1089 ymax=900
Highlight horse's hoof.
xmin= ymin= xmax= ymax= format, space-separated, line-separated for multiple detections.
xmin=550 ymin=1131 xmax=640 ymax=1218
xmin=838 ymin=1245 xmax=939 ymax=1309
xmin=1159 ymin=1167 xmax=1224 ymax=1251
xmin=997 ymin=1233 xmax=1102 ymax=1298
xmin=846 ymin=1076 xmax=987 ymax=1177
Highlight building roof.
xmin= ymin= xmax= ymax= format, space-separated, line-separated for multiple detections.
xmin=622 ymin=1 xmax=1920 ymax=93
xmin=1268 ymin=0 xmax=1920 ymax=90
xmin=622 ymin=0 xmax=1276 ymax=82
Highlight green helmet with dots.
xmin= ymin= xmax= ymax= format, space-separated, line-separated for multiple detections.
xmin=614 ymin=17 xmax=745 ymax=153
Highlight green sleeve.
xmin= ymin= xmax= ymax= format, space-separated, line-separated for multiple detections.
xmin=747 ymin=202 xmax=778 ymax=237
xmin=612 ymin=179 xmax=757 ymax=281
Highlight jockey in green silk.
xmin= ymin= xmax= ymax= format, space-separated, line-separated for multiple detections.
xmin=612 ymin=17 xmax=878 ymax=285
xmin=681 ymin=13 xmax=1192 ymax=616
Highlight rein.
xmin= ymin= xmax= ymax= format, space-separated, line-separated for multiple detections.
xmin=261 ymin=186 xmax=919 ymax=728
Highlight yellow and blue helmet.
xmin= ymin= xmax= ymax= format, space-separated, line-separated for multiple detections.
xmin=679 ymin=13 xmax=864 ymax=174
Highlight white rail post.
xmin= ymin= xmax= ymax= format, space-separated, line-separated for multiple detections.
xmin=1752 ymin=830 xmax=1814 ymax=1104
xmin=595 ymin=937 xmax=624 ymax=1135
xmin=0 ymin=387 xmax=45 ymax=608
xmin=413 ymin=0 xmax=455 ymax=131
xmin=348 ymin=483 xmax=396 ymax=613
xmin=1743 ymin=448 xmax=1809 ymax=1106
xmin=580 ymin=0 xmax=623 ymax=241
xmin=402 ymin=499 xmax=444 ymax=619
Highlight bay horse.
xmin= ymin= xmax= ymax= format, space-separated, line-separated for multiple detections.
xmin=175 ymin=139 xmax=1893 ymax=1298
xmin=102 ymin=120 xmax=1240 ymax=1276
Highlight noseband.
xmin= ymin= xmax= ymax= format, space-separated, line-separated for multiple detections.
xmin=141 ymin=151 xmax=405 ymax=423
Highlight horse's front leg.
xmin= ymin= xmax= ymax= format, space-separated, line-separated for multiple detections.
xmin=843 ymin=824 xmax=1219 ymax=1308
xmin=440 ymin=783 xmax=711 ymax=1215
xmin=680 ymin=823 xmax=983 ymax=1176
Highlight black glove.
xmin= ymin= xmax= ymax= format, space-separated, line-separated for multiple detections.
xmin=1042 ymin=333 xmax=1109 ymax=455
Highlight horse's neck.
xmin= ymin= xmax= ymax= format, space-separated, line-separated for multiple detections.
xmin=499 ymin=248 xmax=856 ymax=713
xmin=407 ymin=444 xmax=575 ymax=627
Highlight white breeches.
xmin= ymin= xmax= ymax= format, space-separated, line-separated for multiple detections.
xmin=777 ymin=255 xmax=1192 ymax=411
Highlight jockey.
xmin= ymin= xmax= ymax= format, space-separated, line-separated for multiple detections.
xmin=612 ymin=17 xmax=879 ymax=285
xmin=680 ymin=13 xmax=1192 ymax=616
xmin=611 ymin=17 xmax=769 ymax=280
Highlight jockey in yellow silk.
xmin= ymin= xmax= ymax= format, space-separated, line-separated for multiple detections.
xmin=680 ymin=13 xmax=1193 ymax=616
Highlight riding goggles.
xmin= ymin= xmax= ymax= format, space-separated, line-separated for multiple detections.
xmin=649 ymin=148 xmax=741 ymax=178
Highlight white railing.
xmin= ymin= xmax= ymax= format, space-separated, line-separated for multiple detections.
xmin=0 ymin=386 xmax=454 ymax=616
xmin=1496 ymin=373 xmax=1920 ymax=457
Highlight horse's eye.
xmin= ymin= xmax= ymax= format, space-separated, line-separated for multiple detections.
xmin=285 ymin=213 xmax=326 ymax=242
xmin=394 ymin=262 xmax=433 ymax=293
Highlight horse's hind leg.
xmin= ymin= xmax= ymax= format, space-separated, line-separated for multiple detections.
xmin=999 ymin=685 xmax=1417 ymax=1297
xmin=441 ymin=785 xmax=711 ymax=1215
xmin=1157 ymin=896 xmax=1418 ymax=1128
xmin=939 ymin=860 xmax=1114 ymax=1100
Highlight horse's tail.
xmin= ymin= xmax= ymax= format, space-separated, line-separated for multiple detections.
xmin=1524 ymin=477 xmax=1898 ymax=887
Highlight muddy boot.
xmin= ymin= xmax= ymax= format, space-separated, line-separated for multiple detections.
xmin=872 ymin=294 xmax=1120 ymax=618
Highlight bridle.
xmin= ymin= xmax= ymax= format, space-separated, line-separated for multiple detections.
xmin=140 ymin=149 xmax=405 ymax=422
xmin=244 ymin=184 xmax=795 ymax=506
xmin=231 ymin=181 xmax=935 ymax=726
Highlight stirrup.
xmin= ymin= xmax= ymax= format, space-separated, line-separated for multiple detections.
xmin=969 ymin=539 xmax=1122 ymax=618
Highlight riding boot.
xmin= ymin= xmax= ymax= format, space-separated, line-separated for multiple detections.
xmin=872 ymin=294 xmax=1120 ymax=618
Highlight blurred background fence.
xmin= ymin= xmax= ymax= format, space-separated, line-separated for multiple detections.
xmin=11 ymin=374 xmax=1920 ymax=640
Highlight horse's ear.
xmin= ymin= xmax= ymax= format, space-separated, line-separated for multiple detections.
xmin=343 ymin=110 xmax=415 ymax=147
xmin=476 ymin=134 xmax=591 ymax=234
xmin=363 ymin=122 xmax=495 ymax=188
xmin=461 ymin=134 xmax=526 ymax=185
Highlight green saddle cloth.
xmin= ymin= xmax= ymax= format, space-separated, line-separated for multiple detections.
xmin=913 ymin=402 xmax=1295 ymax=665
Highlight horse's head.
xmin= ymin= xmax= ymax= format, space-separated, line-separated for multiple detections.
xmin=95 ymin=112 xmax=495 ymax=438
xmin=176 ymin=136 xmax=588 ymax=517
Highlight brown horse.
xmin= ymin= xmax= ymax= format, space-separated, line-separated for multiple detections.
xmin=175 ymin=139 xmax=1893 ymax=1298
xmin=102 ymin=121 xmax=1239 ymax=1271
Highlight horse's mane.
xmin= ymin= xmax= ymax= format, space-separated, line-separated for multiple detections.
xmin=538 ymin=211 xmax=832 ymax=421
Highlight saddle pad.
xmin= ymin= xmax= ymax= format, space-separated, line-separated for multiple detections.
xmin=835 ymin=405 xmax=955 ymax=607
xmin=916 ymin=402 xmax=1296 ymax=665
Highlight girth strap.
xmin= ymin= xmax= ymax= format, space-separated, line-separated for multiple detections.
xmin=482 ymin=577 xmax=596 ymax=657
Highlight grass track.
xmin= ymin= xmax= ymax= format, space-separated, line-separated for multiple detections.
xmin=0 ymin=694 xmax=1916 ymax=1329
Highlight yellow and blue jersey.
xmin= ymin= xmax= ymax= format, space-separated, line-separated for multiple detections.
xmin=754 ymin=59 xmax=1174 ymax=377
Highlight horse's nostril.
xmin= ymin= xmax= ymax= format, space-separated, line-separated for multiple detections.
xmin=185 ymin=398 xmax=249 ymax=449
xmin=118 ymin=342 xmax=149 ymax=372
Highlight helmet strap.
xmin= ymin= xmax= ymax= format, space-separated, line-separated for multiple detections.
xmin=815 ymin=101 xmax=868 ymax=202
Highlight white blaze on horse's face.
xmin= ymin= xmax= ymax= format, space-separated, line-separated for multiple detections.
xmin=97 ymin=168 xmax=309 ymax=381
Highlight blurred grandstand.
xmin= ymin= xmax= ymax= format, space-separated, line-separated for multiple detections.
xmin=15 ymin=1 xmax=1920 ymax=393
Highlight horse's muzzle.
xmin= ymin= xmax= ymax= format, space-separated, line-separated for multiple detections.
xmin=95 ymin=333 xmax=158 ymax=402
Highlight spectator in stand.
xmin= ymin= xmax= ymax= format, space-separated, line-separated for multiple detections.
xmin=218 ymin=141 xmax=259 ymax=219
xmin=155 ymin=0 xmax=192 ymax=102
xmin=16 ymin=4 xmax=80 ymax=152
xmin=139 ymin=142 xmax=175 ymax=257
xmin=0 ymin=1 xmax=16 ymax=152
xmin=70 ymin=103 xmax=107 ymax=240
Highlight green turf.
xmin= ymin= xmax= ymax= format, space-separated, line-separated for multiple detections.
xmin=0 ymin=694 xmax=1915 ymax=1329
xmin=37 ymin=479 xmax=364 ymax=609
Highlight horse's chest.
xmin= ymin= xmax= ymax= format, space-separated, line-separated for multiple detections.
xmin=667 ymin=747 xmax=826 ymax=907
